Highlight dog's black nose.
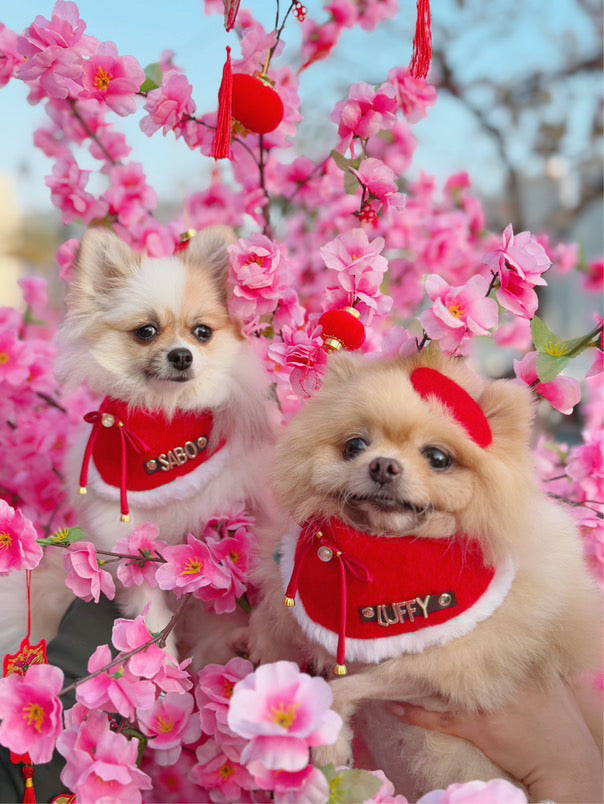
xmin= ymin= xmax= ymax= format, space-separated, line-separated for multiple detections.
xmin=167 ymin=348 xmax=193 ymax=371
xmin=369 ymin=457 xmax=401 ymax=485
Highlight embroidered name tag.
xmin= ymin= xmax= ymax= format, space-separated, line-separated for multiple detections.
xmin=144 ymin=436 xmax=209 ymax=474
xmin=359 ymin=591 xmax=457 ymax=627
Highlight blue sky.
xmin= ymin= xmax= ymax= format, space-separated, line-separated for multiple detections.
xmin=0 ymin=0 xmax=598 ymax=215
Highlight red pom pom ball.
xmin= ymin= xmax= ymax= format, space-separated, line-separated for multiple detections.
xmin=231 ymin=74 xmax=284 ymax=134
xmin=319 ymin=307 xmax=365 ymax=352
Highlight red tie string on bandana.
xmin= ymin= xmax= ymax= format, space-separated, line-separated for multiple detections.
xmin=284 ymin=523 xmax=373 ymax=676
xmin=79 ymin=410 xmax=149 ymax=522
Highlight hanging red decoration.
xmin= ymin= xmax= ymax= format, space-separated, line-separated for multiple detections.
xmin=213 ymin=46 xmax=233 ymax=159
xmin=2 ymin=571 xmax=47 ymax=804
xmin=223 ymin=0 xmax=241 ymax=31
xmin=409 ymin=0 xmax=432 ymax=79
xmin=231 ymin=73 xmax=284 ymax=135
xmin=173 ymin=229 xmax=197 ymax=254
xmin=319 ymin=307 xmax=366 ymax=352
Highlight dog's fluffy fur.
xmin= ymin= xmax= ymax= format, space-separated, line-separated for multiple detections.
xmin=250 ymin=347 xmax=602 ymax=797
xmin=0 ymin=226 xmax=275 ymax=661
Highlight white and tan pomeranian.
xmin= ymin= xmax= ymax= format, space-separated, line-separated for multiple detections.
xmin=0 ymin=225 xmax=275 ymax=660
xmin=250 ymin=347 xmax=602 ymax=797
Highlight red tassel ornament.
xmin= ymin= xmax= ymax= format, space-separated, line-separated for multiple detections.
xmin=410 ymin=0 xmax=432 ymax=79
xmin=213 ymin=46 xmax=233 ymax=159
xmin=223 ymin=0 xmax=241 ymax=31
xmin=319 ymin=307 xmax=366 ymax=352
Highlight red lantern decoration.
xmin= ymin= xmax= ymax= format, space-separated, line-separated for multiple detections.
xmin=231 ymin=73 xmax=284 ymax=135
xmin=319 ymin=307 xmax=365 ymax=352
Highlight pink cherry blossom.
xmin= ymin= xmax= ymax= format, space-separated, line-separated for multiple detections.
xmin=320 ymin=228 xmax=389 ymax=309
xmin=227 ymin=660 xmax=342 ymax=773
xmin=268 ymin=323 xmax=328 ymax=397
xmin=141 ymin=748 xmax=205 ymax=803
xmin=196 ymin=656 xmax=254 ymax=746
xmin=513 ymin=351 xmax=581 ymax=415
xmin=350 ymin=157 xmax=405 ymax=213
xmin=59 ymin=708 xmax=152 ymax=802
xmin=0 ymin=664 xmax=64 ymax=764
xmin=103 ymin=162 xmax=158 ymax=227
xmin=56 ymin=237 xmax=80 ymax=281
xmin=332 ymin=82 xmax=397 ymax=153
xmin=111 ymin=613 xmax=172 ymax=679
xmin=19 ymin=276 xmax=48 ymax=318
xmin=75 ymin=643 xmax=155 ymax=718
xmin=0 ymin=332 xmax=34 ymax=387
xmin=566 ymin=434 xmax=604 ymax=502
xmin=137 ymin=691 xmax=201 ymax=765
xmin=141 ymin=72 xmax=196 ymax=136
xmin=16 ymin=0 xmax=96 ymax=99
xmin=0 ymin=500 xmax=43 ymax=575
xmin=251 ymin=763 xmax=329 ymax=800
xmin=584 ymin=259 xmax=604 ymax=293
xmin=227 ymin=234 xmax=286 ymax=320
xmin=114 ymin=522 xmax=168 ymax=588
xmin=419 ymin=274 xmax=499 ymax=354
xmin=81 ymin=41 xmax=144 ymax=115
xmin=485 ymin=224 xmax=551 ymax=318
xmin=155 ymin=533 xmax=230 ymax=597
xmin=416 ymin=778 xmax=527 ymax=803
xmin=0 ymin=24 xmax=24 ymax=87
xmin=388 ymin=67 xmax=437 ymax=122
xmin=45 ymin=157 xmax=108 ymax=224
xmin=192 ymin=737 xmax=257 ymax=802
xmin=64 ymin=541 xmax=116 ymax=602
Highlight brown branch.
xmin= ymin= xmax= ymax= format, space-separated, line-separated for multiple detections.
xmin=59 ymin=596 xmax=189 ymax=697
xmin=68 ymin=99 xmax=121 ymax=166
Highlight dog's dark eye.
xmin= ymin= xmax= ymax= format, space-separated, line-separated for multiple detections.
xmin=422 ymin=446 xmax=453 ymax=471
xmin=343 ymin=437 xmax=369 ymax=460
xmin=193 ymin=324 xmax=213 ymax=343
xmin=134 ymin=324 xmax=159 ymax=342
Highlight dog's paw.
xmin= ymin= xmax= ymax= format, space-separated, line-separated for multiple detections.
xmin=312 ymin=723 xmax=353 ymax=769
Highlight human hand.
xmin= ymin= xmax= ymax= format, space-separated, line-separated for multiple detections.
xmin=389 ymin=675 xmax=603 ymax=803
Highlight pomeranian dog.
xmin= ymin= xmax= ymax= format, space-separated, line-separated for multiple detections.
xmin=250 ymin=347 xmax=602 ymax=797
xmin=0 ymin=225 xmax=275 ymax=660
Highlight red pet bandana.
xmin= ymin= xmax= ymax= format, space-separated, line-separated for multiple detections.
xmin=79 ymin=397 xmax=226 ymax=521
xmin=281 ymin=517 xmax=514 ymax=673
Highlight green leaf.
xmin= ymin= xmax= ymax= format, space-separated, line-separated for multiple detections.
xmin=139 ymin=62 xmax=162 ymax=93
xmin=531 ymin=315 xmax=558 ymax=353
xmin=38 ymin=525 xmax=90 ymax=547
xmin=535 ymin=351 xmax=570 ymax=383
xmin=320 ymin=765 xmax=382 ymax=803
xmin=344 ymin=168 xmax=360 ymax=195
xmin=330 ymin=149 xmax=352 ymax=171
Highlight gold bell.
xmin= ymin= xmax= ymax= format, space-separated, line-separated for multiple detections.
xmin=120 ymin=514 xmax=131 ymax=523
xmin=334 ymin=663 xmax=348 ymax=676
xmin=284 ymin=596 xmax=295 ymax=607
xmin=79 ymin=486 xmax=87 ymax=495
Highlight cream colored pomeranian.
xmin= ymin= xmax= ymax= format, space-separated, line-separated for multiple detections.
xmin=250 ymin=347 xmax=602 ymax=797
xmin=0 ymin=225 xmax=275 ymax=660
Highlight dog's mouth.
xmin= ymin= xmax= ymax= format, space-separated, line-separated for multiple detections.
xmin=144 ymin=369 xmax=193 ymax=384
xmin=347 ymin=493 xmax=431 ymax=517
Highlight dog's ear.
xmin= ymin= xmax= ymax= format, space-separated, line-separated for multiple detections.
xmin=184 ymin=226 xmax=238 ymax=294
xmin=479 ymin=378 xmax=536 ymax=449
xmin=323 ymin=351 xmax=361 ymax=386
xmin=69 ymin=227 xmax=140 ymax=312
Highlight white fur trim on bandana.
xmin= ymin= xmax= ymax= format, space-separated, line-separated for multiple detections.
xmin=279 ymin=525 xmax=516 ymax=663
xmin=87 ymin=445 xmax=231 ymax=508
